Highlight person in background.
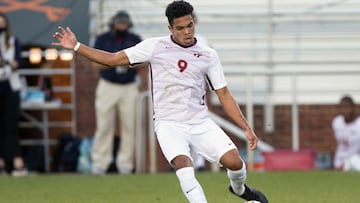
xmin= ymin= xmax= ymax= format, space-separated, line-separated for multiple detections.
xmin=52 ymin=1 xmax=269 ymax=202
xmin=0 ymin=12 xmax=27 ymax=176
xmin=332 ymin=95 xmax=360 ymax=171
xmin=90 ymin=11 xmax=146 ymax=175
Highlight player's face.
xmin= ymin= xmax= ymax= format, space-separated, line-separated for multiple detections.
xmin=168 ymin=14 xmax=195 ymax=47
xmin=339 ymin=101 xmax=355 ymax=118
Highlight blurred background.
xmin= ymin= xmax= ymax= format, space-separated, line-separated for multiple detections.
xmin=4 ymin=0 xmax=360 ymax=173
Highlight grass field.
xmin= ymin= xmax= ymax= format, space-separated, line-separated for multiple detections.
xmin=0 ymin=171 xmax=359 ymax=203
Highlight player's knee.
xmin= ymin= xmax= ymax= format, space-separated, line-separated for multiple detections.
xmin=171 ymin=155 xmax=193 ymax=170
xmin=220 ymin=149 xmax=244 ymax=170
xmin=226 ymin=158 xmax=243 ymax=170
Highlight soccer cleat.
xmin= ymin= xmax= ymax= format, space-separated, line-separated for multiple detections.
xmin=229 ymin=184 xmax=269 ymax=203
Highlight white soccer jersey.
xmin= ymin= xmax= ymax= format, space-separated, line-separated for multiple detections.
xmin=124 ymin=36 xmax=227 ymax=124
xmin=332 ymin=115 xmax=360 ymax=168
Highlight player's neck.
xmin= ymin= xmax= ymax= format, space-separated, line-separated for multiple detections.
xmin=170 ymin=35 xmax=197 ymax=48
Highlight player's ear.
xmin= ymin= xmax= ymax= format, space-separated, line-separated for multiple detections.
xmin=168 ymin=24 xmax=173 ymax=33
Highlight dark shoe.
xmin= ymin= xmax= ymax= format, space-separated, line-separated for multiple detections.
xmin=229 ymin=184 xmax=269 ymax=203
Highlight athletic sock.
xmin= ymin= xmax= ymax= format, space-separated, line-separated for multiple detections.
xmin=227 ymin=161 xmax=247 ymax=196
xmin=175 ymin=167 xmax=207 ymax=203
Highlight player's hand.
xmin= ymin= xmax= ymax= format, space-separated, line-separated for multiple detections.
xmin=52 ymin=26 xmax=78 ymax=50
xmin=245 ymin=128 xmax=258 ymax=150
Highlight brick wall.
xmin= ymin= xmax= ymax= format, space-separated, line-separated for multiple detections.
xmin=74 ymin=55 xmax=98 ymax=138
xmin=212 ymin=104 xmax=341 ymax=154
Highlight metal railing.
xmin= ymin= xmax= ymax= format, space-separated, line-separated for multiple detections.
xmin=18 ymin=67 xmax=76 ymax=172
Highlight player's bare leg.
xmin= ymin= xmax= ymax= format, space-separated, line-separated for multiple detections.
xmin=221 ymin=149 xmax=269 ymax=203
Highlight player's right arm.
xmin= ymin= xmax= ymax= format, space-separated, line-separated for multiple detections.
xmin=215 ymin=86 xmax=258 ymax=150
xmin=52 ymin=26 xmax=130 ymax=68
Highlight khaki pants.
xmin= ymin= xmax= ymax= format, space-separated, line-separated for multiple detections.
xmin=91 ymin=78 xmax=139 ymax=172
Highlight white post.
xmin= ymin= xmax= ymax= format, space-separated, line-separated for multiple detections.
xmin=291 ymin=73 xmax=300 ymax=151
xmin=264 ymin=0 xmax=275 ymax=133
xmin=135 ymin=91 xmax=149 ymax=174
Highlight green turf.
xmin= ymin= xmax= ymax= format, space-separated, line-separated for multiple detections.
xmin=0 ymin=171 xmax=359 ymax=203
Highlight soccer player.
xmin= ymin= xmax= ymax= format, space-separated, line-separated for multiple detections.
xmin=332 ymin=95 xmax=360 ymax=171
xmin=52 ymin=1 xmax=269 ymax=202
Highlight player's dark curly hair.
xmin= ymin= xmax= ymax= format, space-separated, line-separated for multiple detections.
xmin=340 ymin=95 xmax=354 ymax=105
xmin=165 ymin=0 xmax=193 ymax=26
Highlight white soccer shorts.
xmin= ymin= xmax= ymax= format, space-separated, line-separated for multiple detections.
xmin=154 ymin=118 xmax=237 ymax=166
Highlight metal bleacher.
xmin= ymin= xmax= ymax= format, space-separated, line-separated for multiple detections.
xmin=91 ymin=0 xmax=360 ymax=104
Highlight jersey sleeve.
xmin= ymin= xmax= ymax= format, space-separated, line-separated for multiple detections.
xmin=124 ymin=37 xmax=158 ymax=64
xmin=206 ymin=50 xmax=227 ymax=90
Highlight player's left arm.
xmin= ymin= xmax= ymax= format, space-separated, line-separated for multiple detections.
xmin=215 ymin=86 xmax=258 ymax=150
